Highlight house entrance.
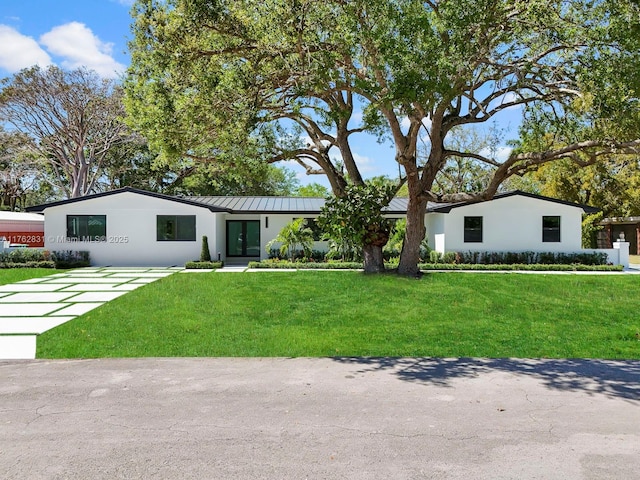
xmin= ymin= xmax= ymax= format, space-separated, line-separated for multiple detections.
xmin=226 ymin=220 xmax=260 ymax=257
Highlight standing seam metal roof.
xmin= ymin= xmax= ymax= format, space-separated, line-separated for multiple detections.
xmin=186 ymin=196 xmax=412 ymax=213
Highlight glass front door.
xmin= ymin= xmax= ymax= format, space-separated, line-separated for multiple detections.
xmin=226 ymin=220 xmax=260 ymax=257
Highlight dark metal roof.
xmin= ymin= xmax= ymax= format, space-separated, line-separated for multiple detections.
xmin=26 ymin=187 xmax=232 ymax=213
xmin=426 ymin=190 xmax=599 ymax=214
xmin=26 ymin=188 xmax=597 ymax=216
xmin=186 ymin=196 xmax=326 ymax=213
xmin=187 ymin=196 xmax=411 ymax=214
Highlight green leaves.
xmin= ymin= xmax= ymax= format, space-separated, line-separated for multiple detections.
xmin=317 ymin=183 xmax=396 ymax=248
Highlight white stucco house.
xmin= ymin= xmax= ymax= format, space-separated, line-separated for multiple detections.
xmin=26 ymin=187 xmax=599 ymax=267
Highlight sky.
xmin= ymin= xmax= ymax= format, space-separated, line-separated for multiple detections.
xmin=0 ymin=0 xmax=521 ymax=188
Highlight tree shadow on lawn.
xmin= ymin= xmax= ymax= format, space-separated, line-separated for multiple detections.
xmin=332 ymin=357 xmax=640 ymax=402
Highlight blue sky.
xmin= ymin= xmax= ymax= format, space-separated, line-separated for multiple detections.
xmin=0 ymin=0 xmax=521 ymax=187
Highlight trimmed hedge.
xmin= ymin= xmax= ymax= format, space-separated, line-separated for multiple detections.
xmin=418 ymin=263 xmax=624 ymax=272
xmin=185 ymin=261 xmax=223 ymax=269
xmin=248 ymin=261 xmax=363 ymax=270
xmin=248 ymin=260 xmax=623 ymax=272
xmin=52 ymin=250 xmax=91 ymax=269
xmin=451 ymin=251 xmax=609 ymax=266
xmin=0 ymin=248 xmax=90 ymax=269
xmin=0 ymin=261 xmax=56 ymax=269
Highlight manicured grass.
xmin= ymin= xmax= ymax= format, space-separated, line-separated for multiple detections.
xmin=37 ymin=271 xmax=640 ymax=359
xmin=0 ymin=268 xmax=59 ymax=285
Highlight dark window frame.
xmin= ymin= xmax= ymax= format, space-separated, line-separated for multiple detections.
xmin=464 ymin=216 xmax=483 ymax=243
xmin=66 ymin=215 xmax=106 ymax=241
xmin=156 ymin=215 xmax=196 ymax=242
xmin=542 ymin=216 xmax=561 ymax=242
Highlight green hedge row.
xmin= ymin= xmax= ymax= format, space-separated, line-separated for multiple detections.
xmin=248 ymin=261 xmax=624 ymax=272
xmin=185 ymin=261 xmax=223 ymax=269
xmin=0 ymin=261 xmax=56 ymax=269
xmin=0 ymin=249 xmax=90 ymax=269
xmin=248 ymin=261 xmax=363 ymax=270
xmin=418 ymin=263 xmax=624 ymax=272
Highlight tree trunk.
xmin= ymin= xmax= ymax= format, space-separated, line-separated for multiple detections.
xmin=397 ymin=195 xmax=428 ymax=276
xmin=362 ymin=243 xmax=386 ymax=273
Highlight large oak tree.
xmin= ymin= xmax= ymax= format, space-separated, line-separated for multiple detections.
xmin=126 ymin=0 xmax=640 ymax=274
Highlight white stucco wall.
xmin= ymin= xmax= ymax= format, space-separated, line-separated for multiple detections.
xmin=260 ymin=214 xmax=328 ymax=259
xmin=43 ymin=192 xmax=217 ymax=266
xmin=435 ymin=195 xmax=584 ymax=253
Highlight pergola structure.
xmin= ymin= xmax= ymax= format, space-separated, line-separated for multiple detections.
xmin=598 ymin=217 xmax=640 ymax=255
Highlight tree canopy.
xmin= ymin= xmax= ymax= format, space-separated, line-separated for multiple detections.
xmin=0 ymin=66 xmax=134 ymax=199
xmin=126 ymin=0 xmax=640 ymax=274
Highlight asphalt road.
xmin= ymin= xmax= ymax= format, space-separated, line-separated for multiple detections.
xmin=1 ymin=357 xmax=639 ymax=479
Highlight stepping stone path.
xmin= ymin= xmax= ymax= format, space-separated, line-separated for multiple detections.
xmin=0 ymin=268 xmax=181 ymax=360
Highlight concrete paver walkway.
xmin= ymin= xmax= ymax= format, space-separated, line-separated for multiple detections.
xmin=0 ymin=268 xmax=180 ymax=359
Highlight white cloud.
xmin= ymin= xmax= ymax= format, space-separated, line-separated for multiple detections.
xmin=0 ymin=25 xmax=52 ymax=72
xmin=479 ymin=145 xmax=513 ymax=162
xmin=40 ymin=22 xmax=125 ymax=78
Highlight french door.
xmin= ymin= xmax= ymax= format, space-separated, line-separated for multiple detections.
xmin=226 ymin=220 xmax=260 ymax=257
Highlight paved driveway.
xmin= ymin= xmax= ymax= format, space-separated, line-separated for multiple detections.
xmin=0 ymin=268 xmax=180 ymax=359
xmin=0 ymin=357 xmax=638 ymax=480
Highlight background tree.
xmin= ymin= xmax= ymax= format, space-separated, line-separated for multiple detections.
xmin=0 ymin=127 xmax=42 ymax=210
xmin=0 ymin=66 xmax=134 ymax=198
xmin=127 ymin=0 xmax=640 ymax=276
xmin=296 ymin=183 xmax=330 ymax=198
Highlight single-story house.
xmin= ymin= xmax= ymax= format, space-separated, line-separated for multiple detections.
xmin=0 ymin=211 xmax=45 ymax=247
xmin=26 ymin=187 xmax=598 ymax=266
xmin=597 ymin=217 xmax=640 ymax=255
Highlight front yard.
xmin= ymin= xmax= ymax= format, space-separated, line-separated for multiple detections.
xmin=36 ymin=271 xmax=640 ymax=359
xmin=0 ymin=268 xmax=59 ymax=286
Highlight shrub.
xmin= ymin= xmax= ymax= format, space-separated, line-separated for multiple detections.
xmin=418 ymin=263 xmax=623 ymax=271
xmin=453 ymin=251 xmax=609 ymax=266
xmin=248 ymin=260 xmax=363 ymax=270
xmin=185 ymin=261 xmax=223 ymax=269
xmin=200 ymin=236 xmax=212 ymax=262
xmin=52 ymin=250 xmax=90 ymax=269
xmin=429 ymin=250 xmax=442 ymax=263
xmin=0 ymin=261 xmax=56 ymax=269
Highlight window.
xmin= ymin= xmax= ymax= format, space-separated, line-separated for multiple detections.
xmin=464 ymin=216 xmax=483 ymax=243
xmin=66 ymin=215 xmax=106 ymax=241
xmin=157 ymin=215 xmax=196 ymax=241
xmin=543 ymin=216 xmax=561 ymax=242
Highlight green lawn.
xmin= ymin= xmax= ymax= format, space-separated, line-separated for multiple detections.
xmin=0 ymin=268 xmax=59 ymax=285
xmin=37 ymin=271 xmax=640 ymax=359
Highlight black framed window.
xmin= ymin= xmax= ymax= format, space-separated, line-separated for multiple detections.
xmin=66 ymin=215 xmax=106 ymax=241
xmin=464 ymin=216 xmax=483 ymax=243
xmin=157 ymin=215 xmax=196 ymax=241
xmin=542 ymin=216 xmax=561 ymax=242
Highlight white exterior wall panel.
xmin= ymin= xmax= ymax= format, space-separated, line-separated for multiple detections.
xmin=43 ymin=192 xmax=216 ymax=266
xmin=439 ymin=195 xmax=583 ymax=253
